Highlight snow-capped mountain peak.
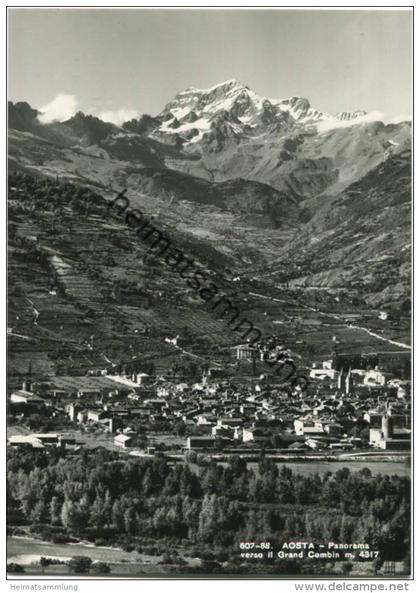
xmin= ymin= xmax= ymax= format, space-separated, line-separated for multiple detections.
xmin=181 ymin=79 xmax=248 ymax=94
xmin=152 ymin=80 xmax=371 ymax=146
xmin=163 ymin=79 xmax=253 ymax=119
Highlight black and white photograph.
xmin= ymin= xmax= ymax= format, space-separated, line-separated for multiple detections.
xmin=6 ymin=5 xmax=413 ymax=582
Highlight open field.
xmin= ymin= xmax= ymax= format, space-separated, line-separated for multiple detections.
xmin=6 ymin=534 xmax=406 ymax=577
xmin=221 ymin=460 xmax=410 ymax=477
xmin=44 ymin=375 xmax=123 ymax=392
xmin=7 ymin=536 xmax=174 ymax=575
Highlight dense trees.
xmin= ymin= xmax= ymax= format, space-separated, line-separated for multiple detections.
xmin=7 ymin=448 xmax=410 ymax=573
xmin=91 ymin=562 xmax=111 ymax=574
xmin=67 ymin=556 xmax=92 ymax=574
xmin=7 ymin=563 xmax=25 ymax=573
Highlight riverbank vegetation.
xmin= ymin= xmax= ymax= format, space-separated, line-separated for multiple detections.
xmin=7 ymin=448 xmax=410 ymax=575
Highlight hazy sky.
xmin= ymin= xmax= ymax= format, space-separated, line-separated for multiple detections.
xmin=8 ymin=8 xmax=412 ymax=124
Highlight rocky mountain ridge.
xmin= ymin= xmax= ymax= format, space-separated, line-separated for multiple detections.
xmin=8 ymin=80 xmax=412 ymax=316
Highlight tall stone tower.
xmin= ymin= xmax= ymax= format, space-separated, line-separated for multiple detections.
xmin=345 ymin=369 xmax=354 ymax=395
xmin=381 ymin=414 xmax=394 ymax=440
xmin=337 ymin=369 xmax=345 ymax=391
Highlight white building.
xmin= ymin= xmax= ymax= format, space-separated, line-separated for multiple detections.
xmin=309 ymin=360 xmax=337 ymax=380
xmin=114 ymin=434 xmax=133 ymax=448
xmin=363 ymin=368 xmax=386 ymax=387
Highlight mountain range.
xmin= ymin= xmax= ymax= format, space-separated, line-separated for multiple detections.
xmin=8 ymin=80 xmax=411 ymax=377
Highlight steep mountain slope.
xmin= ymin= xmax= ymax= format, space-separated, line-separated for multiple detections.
xmin=275 ymin=149 xmax=412 ymax=309
xmin=123 ymin=168 xmax=301 ymax=226
xmin=8 ymin=168 xmax=410 ymax=382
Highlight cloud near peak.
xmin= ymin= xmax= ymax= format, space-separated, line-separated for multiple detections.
xmin=38 ymin=93 xmax=78 ymax=124
xmin=37 ymin=93 xmax=139 ymax=127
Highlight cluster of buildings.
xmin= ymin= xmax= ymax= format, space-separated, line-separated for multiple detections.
xmin=7 ymin=354 xmax=411 ymax=457
xmin=9 ymin=432 xmax=79 ymax=450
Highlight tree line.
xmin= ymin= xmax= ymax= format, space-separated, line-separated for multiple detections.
xmin=7 ymin=447 xmax=410 ymax=574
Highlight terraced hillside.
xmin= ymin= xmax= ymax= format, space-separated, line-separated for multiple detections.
xmin=9 ymin=172 xmax=296 ymax=379
xmin=8 ymin=170 xmax=410 ymax=383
